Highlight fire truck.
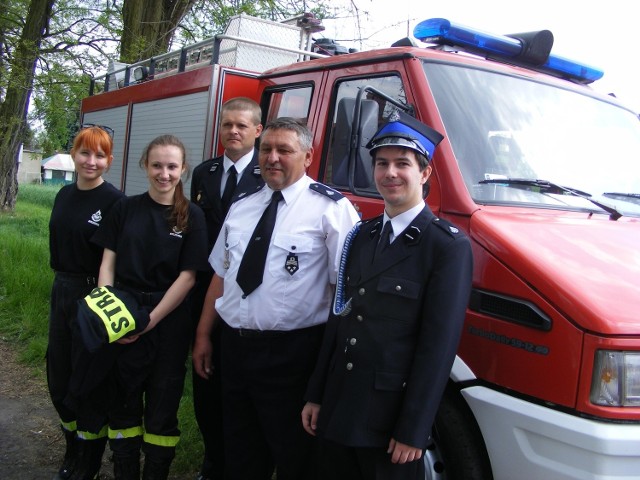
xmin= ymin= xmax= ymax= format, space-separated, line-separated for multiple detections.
xmin=81 ymin=14 xmax=640 ymax=480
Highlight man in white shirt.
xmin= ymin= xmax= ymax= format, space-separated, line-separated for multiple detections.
xmin=193 ymin=117 xmax=359 ymax=480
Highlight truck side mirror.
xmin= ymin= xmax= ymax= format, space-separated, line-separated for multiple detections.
xmin=331 ymin=97 xmax=379 ymax=190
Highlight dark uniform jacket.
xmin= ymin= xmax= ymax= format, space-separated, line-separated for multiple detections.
xmin=305 ymin=206 xmax=473 ymax=449
xmin=190 ymin=151 xmax=264 ymax=250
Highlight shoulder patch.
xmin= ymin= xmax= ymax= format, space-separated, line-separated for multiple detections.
xmin=309 ymin=182 xmax=344 ymax=201
xmin=432 ymin=217 xmax=463 ymax=237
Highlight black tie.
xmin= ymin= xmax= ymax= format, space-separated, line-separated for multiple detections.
xmin=236 ymin=190 xmax=283 ymax=296
xmin=374 ymin=221 xmax=392 ymax=261
xmin=221 ymin=165 xmax=237 ymax=211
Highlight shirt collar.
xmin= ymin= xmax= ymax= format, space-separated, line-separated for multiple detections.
xmin=263 ymin=174 xmax=310 ymax=206
xmin=223 ymin=149 xmax=254 ymax=176
xmin=383 ymin=201 xmax=425 ymax=242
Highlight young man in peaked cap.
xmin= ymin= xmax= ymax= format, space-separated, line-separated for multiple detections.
xmin=302 ymin=111 xmax=474 ymax=479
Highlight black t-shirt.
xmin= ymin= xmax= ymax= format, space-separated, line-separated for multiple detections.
xmin=49 ymin=182 xmax=124 ymax=274
xmin=92 ymin=192 xmax=209 ymax=291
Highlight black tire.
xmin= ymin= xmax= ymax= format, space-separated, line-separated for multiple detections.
xmin=423 ymin=385 xmax=494 ymax=480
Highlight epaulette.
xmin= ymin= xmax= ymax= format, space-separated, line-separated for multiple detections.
xmin=432 ymin=217 xmax=463 ymax=238
xmin=232 ymin=184 xmax=265 ymax=203
xmin=309 ymin=182 xmax=344 ymax=201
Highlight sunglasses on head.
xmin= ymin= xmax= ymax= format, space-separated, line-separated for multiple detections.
xmin=81 ymin=123 xmax=115 ymax=138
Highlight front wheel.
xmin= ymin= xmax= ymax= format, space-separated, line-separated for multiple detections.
xmin=424 ymin=385 xmax=493 ymax=480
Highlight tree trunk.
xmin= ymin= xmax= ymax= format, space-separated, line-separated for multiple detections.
xmin=0 ymin=0 xmax=54 ymax=211
xmin=120 ymin=0 xmax=196 ymax=63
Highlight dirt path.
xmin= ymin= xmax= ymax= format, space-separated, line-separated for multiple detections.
xmin=0 ymin=339 xmax=196 ymax=479
xmin=0 ymin=339 xmax=117 ymax=479
xmin=0 ymin=338 xmax=68 ymax=479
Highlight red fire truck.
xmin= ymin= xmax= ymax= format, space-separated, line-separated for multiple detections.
xmin=81 ymin=14 xmax=640 ymax=480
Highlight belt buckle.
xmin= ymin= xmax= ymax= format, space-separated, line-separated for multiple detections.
xmin=238 ymin=328 xmax=259 ymax=338
xmin=141 ymin=291 xmax=153 ymax=305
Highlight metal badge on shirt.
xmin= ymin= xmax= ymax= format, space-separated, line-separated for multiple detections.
xmin=223 ymin=226 xmax=230 ymax=270
xmin=285 ymin=252 xmax=298 ymax=275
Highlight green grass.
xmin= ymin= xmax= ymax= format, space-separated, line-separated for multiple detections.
xmin=0 ymin=183 xmax=202 ymax=478
xmin=0 ymin=184 xmax=56 ymax=365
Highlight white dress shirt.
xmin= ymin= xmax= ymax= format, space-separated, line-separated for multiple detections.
xmin=210 ymin=175 xmax=359 ymax=331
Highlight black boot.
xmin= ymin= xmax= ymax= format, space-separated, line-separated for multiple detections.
xmin=68 ymin=437 xmax=107 ymax=480
xmin=113 ymin=453 xmax=141 ymax=480
xmin=142 ymin=456 xmax=172 ymax=480
xmin=53 ymin=427 xmax=78 ymax=480
xmin=110 ymin=437 xmax=143 ymax=480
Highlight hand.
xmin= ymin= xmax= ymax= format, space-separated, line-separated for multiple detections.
xmin=301 ymin=402 xmax=321 ymax=436
xmin=116 ymin=334 xmax=139 ymax=344
xmin=192 ymin=335 xmax=213 ymax=379
xmin=387 ymin=438 xmax=423 ymax=464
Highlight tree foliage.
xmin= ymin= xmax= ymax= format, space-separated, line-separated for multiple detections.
xmin=120 ymin=0 xmax=196 ymax=63
xmin=31 ymin=0 xmax=120 ymax=153
xmin=0 ymin=0 xmax=54 ymax=211
xmin=176 ymin=0 xmax=331 ymax=44
xmin=0 ymin=0 xmax=343 ymax=211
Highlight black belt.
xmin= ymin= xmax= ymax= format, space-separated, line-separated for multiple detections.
xmin=55 ymin=271 xmax=98 ymax=286
xmin=115 ymin=282 xmax=165 ymax=307
xmin=223 ymin=321 xmax=323 ymax=338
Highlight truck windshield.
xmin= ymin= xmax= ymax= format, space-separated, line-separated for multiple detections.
xmin=422 ymin=61 xmax=640 ymax=217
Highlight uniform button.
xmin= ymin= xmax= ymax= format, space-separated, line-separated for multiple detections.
xmin=395 ymin=285 xmax=402 ymax=291
xmin=346 ymin=362 xmax=353 ymax=370
xmin=356 ymin=315 xmax=363 ymax=322
xmin=402 ymin=382 xmax=407 ymax=388
xmin=350 ymin=338 xmax=357 ymax=345
xmin=358 ymin=288 xmax=365 ymax=295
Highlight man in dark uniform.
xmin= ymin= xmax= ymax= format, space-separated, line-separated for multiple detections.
xmin=190 ymin=97 xmax=264 ymax=480
xmin=302 ymin=111 xmax=473 ymax=479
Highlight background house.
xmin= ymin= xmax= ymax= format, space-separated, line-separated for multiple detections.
xmin=42 ymin=153 xmax=75 ymax=186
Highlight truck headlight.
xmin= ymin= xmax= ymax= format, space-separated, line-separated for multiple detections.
xmin=591 ymin=351 xmax=640 ymax=406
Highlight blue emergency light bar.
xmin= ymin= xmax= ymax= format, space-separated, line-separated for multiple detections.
xmin=413 ymin=18 xmax=604 ymax=84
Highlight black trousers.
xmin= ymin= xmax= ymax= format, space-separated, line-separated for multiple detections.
xmin=109 ymin=295 xmax=191 ymax=461
xmin=190 ymin=271 xmax=225 ymax=478
xmin=220 ymin=321 xmax=324 ymax=480
xmin=47 ymin=273 xmax=97 ymax=427
xmin=317 ymin=438 xmax=425 ymax=480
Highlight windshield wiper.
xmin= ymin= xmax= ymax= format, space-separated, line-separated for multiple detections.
xmin=479 ymin=178 xmax=622 ymax=220
xmin=603 ymin=192 xmax=640 ymax=206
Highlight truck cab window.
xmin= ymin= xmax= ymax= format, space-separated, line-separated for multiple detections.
xmin=263 ymin=86 xmax=313 ymax=125
xmin=423 ymin=62 xmax=640 ymax=216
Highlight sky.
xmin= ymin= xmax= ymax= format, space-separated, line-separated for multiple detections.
xmin=320 ymin=0 xmax=640 ymax=113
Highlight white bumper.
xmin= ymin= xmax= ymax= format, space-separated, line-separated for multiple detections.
xmin=462 ymin=386 xmax=640 ymax=480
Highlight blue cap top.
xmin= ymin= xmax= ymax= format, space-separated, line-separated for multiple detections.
xmin=366 ymin=111 xmax=444 ymax=160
